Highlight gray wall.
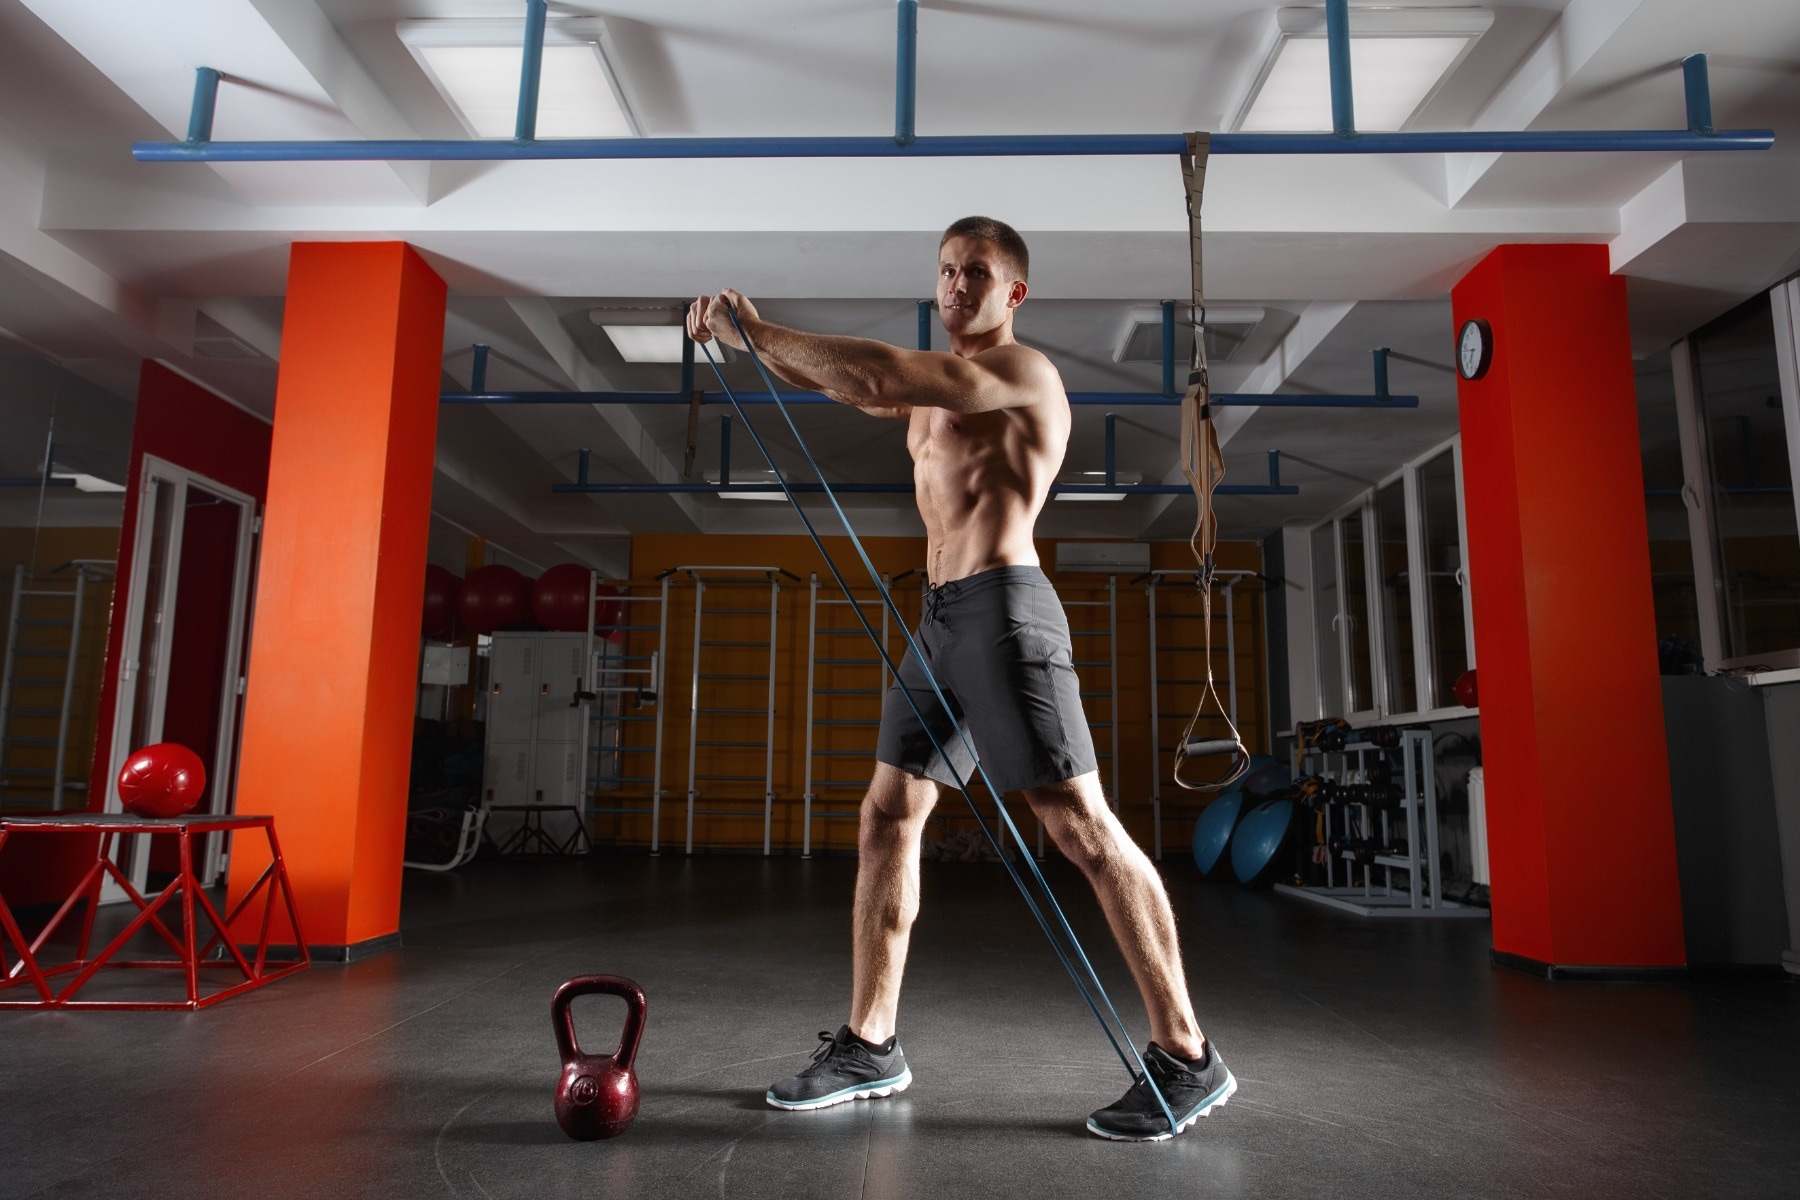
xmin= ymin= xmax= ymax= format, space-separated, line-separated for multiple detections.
xmin=1763 ymin=681 xmax=1800 ymax=976
xmin=1662 ymin=677 xmax=1793 ymax=968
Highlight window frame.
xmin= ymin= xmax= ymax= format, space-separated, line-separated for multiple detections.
xmin=1307 ymin=433 xmax=1476 ymax=724
xmin=1674 ymin=277 xmax=1800 ymax=676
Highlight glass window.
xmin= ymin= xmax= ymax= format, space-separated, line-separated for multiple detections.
xmin=1374 ymin=479 xmax=1415 ymax=714
xmin=1636 ymin=350 xmax=1703 ymax=673
xmin=1311 ymin=522 xmax=1342 ymax=716
xmin=1340 ymin=508 xmax=1375 ymax=713
xmin=1691 ymin=297 xmax=1800 ymax=662
xmin=1416 ymin=448 xmax=1469 ymax=705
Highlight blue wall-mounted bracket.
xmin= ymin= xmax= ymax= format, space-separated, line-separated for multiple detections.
xmin=514 ymin=0 xmax=548 ymax=142
xmin=187 ymin=67 xmax=221 ymax=145
xmin=1326 ymin=0 xmax=1356 ymax=138
xmin=896 ymin=0 xmax=919 ymax=147
xmin=1683 ymin=53 xmax=1714 ymax=136
xmin=1161 ymin=300 xmax=1178 ymax=397
xmin=470 ymin=343 xmax=489 ymax=394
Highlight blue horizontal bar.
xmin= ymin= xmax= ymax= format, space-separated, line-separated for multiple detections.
xmin=553 ymin=482 xmax=1298 ymax=496
xmin=0 ymin=477 xmax=77 ymax=488
xmin=133 ymin=129 xmax=1773 ymax=163
xmin=448 ymin=390 xmax=1418 ymax=409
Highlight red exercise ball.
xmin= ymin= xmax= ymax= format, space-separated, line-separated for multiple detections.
xmin=1453 ymin=669 xmax=1479 ymax=709
xmin=459 ymin=564 xmax=534 ymax=635
xmin=117 ymin=742 xmax=207 ymax=818
xmin=533 ymin=563 xmax=594 ymax=632
xmin=422 ymin=564 xmax=461 ymax=640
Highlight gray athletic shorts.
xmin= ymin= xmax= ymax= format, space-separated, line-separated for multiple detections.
xmin=876 ymin=565 xmax=1098 ymax=794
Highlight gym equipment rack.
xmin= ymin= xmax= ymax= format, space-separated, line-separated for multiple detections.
xmin=675 ymin=567 xmax=793 ymax=856
xmin=1275 ymin=728 xmax=1486 ymax=918
xmin=583 ymin=576 xmax=666 ymax=851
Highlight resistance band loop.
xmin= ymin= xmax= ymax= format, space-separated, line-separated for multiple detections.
xmin=1173 ymin=131 xmax=1251 ymax=793
xmin=699 ymin=321 xmax=1176 ymax=1132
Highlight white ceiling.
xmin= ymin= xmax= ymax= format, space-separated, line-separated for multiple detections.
xmin=2 ymin=0 xmax=1799 ymax=573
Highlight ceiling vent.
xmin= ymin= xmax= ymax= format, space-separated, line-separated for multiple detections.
xmin=1114 ymin=306 xmax=1264 ymax=365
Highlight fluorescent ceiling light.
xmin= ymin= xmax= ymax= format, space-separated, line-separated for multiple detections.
xmin=53 ymin=468 xmax=126 ymax=494
xmin=707 ymin=472 xmax=788 ymax=500
xmin=1055 ymin=470 xmax=1139 ymax=501
xmin=1230 ymin=7 xmax=1492 ymax=133
xmin=602 ymin=326 xmax=692 ymax=363
xmin=398 ymin=18 xmax=639 ymax=139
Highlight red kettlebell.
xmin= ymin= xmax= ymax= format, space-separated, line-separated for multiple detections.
xmin=551 ymin=974 xmax=646 ymax=1141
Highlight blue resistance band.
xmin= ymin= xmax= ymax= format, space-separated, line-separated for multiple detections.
xmin=698 ymin=312 xmax=1176 ymax=1132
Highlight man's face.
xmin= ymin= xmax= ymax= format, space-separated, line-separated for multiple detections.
xmin=936 ymin=235 xmax=1026 ymax=338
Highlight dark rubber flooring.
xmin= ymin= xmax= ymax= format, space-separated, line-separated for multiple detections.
xmin=4 ymin=851 xmax=1797 ymax=1199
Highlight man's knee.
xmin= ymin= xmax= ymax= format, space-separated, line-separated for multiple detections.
xmin=1024 ymin=775 xmax=1121 ymax=872
xmin=862 ymin=763 xmax=938 ymax=826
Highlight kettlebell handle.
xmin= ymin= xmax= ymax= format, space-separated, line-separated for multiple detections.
xmin=551 ymin=974 xmax=647 ymax=1072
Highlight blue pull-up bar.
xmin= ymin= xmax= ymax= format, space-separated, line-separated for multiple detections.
xmin=131 ymin=0 xmax=1770 ymax=164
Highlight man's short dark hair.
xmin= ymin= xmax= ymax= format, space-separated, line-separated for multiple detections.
xmin=940 ymin=216 xmax=1029 ymax=282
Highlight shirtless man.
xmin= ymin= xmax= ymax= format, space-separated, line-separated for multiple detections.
xmin=686 ymin=216 xmax=1234 ymax=1141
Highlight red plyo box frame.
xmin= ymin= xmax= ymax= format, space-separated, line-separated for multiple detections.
xmin=0 ymin=813 xmax=308 ymax=1010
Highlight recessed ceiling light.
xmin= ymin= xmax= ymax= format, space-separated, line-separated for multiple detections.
xmin=602 ymin=326 xmax=693 ymax=364
xmin=398 ymin=18 xmax=640 ymax=139
xmin=1229 ymin=7 xmax=1492 ymax=133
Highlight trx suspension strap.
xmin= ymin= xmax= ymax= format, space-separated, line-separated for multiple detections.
xmin=697 ymin=315 xmax=1179 ymax=1134
xmin=1172 ymin=132 xmax=1252 ymax=793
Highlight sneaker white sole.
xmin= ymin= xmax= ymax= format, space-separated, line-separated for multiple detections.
xmin=1084 ymin=1069 xmax=1237 ymax=1142
xmin=766 ymin=1066 xmax=913 ymax=1111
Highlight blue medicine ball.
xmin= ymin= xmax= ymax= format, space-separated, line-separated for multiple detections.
xmin=1188 ymin=755 xmax=1278 ymax=877
xmin=1240 ymin=762 xmax=1296 ymax=801
xmin=1231 ymin=797 xmax=1299 ymax=887
xmin=1191 ymin=790 xmax=1247 ymax=876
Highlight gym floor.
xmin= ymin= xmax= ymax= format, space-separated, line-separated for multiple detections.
xmin=3 ymin=853 xmax=1796 ymax=1200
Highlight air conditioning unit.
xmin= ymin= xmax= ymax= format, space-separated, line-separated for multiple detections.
xmin=1054 ymin=542 xmax=1151 ymax=574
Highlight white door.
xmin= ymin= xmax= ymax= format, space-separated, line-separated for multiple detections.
xmin=102 ymin=456 xmax=256 ymax=901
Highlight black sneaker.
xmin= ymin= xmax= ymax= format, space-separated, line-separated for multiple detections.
xmin=1086 ymin=1041 xmax=1236 ymax=1141
xmin=766 ymin=1026 xmax=912 ymax=1111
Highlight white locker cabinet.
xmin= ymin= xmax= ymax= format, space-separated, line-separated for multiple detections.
xmin=487 ymin=635 xmax=539 ymax=744
xmin=533 ymin=634 xmax=589 ymax=744
xmin=533 ymin=740 xmax=583 ymax=807
xmin=484 ymin=741 xmax=533 ymax=807
xmin=484 ymin=632 xmax=592 ymax=813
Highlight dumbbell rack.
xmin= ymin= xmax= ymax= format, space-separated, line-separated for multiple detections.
xmin=1273 ymin=729 xmax=1486 ymax=918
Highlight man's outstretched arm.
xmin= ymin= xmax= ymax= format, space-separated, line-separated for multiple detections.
xmin=688 ymin=289 xmax=1049 ymax=418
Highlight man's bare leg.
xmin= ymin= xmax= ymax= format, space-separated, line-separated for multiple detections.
xmin=1023 ymin=772 xmax=1205 ymax=1058
xmin=848 ymin=762 xmax=941 ymax=1044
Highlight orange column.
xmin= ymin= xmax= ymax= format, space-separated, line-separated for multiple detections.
xmin=1452 ymin=244 xmax=1685 ymax=974
xmin=227 ymin=243 xmax=446 ymax=956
